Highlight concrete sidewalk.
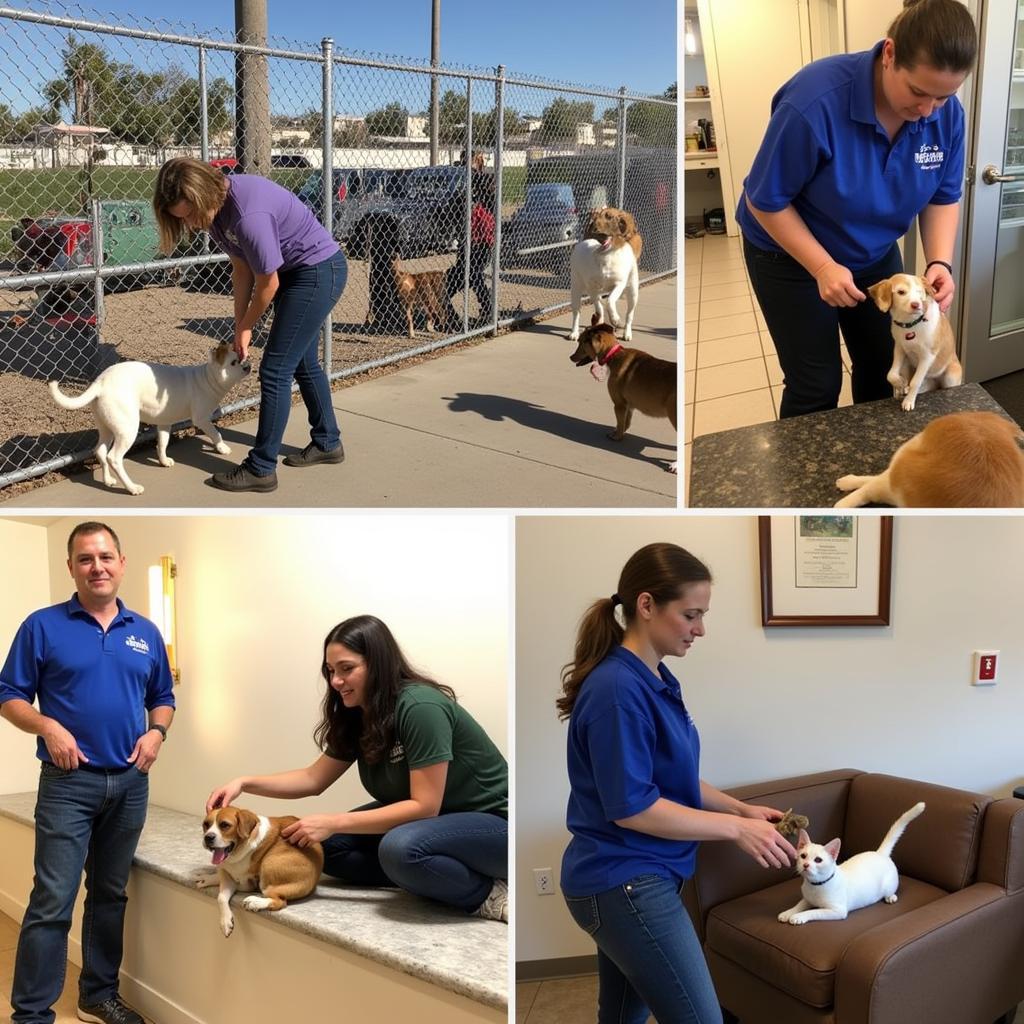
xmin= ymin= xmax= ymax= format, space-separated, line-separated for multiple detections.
xmin=4 ymin=278 xmax=679 ymax=509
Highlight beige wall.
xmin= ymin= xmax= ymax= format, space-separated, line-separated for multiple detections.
xmin=516 ymin=514 xmax=1024 ymax=964
xmin=2 ymin=515 xmax=509 ymax=818
xmin=0 ymin=521 xmax=52 ymax=794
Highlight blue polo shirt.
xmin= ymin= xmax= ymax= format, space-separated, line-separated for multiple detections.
xmin=0 ymin=595 xmax=175 ymax=769
xmin=737 ymin=41 xmax=965 ymax=271
xmin=561 ymin=646 xmax=702 ymax=897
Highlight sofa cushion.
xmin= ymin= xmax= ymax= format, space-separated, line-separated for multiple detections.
xmin=705 ymin=876 xmax=947 ymax=1009
xmin=845 ymin=774 xmax=989 ymax=893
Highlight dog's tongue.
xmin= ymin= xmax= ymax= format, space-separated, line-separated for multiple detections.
xmin=211 ymin=849 xmax=228 ymax=866
xmin=590 ymin=363 xmax=609 ymax=382
xmin=600 ymin=237 xmax=612 ymax=251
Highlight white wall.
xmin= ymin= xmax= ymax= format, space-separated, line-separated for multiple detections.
xmin=516 ymin=514 xmax=1024 ymax=964
xmin=3 ymin=514 xmax=508 ymax=820
xmin=0 ymin=521 xmax=53 ymax=795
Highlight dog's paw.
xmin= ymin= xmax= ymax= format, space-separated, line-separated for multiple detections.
xmin=567 ymin=330 xmax=580 ymax=342
xmin=887 ymin=373 xmax=908 ymax=393
xmin=901 ymin=394 xmax=917 ymax=412
xmin=606 ymin=431 xmax=625 ymax=442
xmin=667 ymin=461 xmax=678 ymax=474
xmin=884 ymin=894 xmax=898 ymax=904
xmin=220 ymin=913 xmax=235 ymax=938
xmin=242 ymin=895 xmax=272 ymax=913
xmin=621 ymin=327 xmax=632 ymax=342
xmin=777 ymin=911 xmax=793 ymax=924
xmin=835 ymin=475 xmax=858 ymax=492
xmin=126 ymin=484 xmax=145 ymax=496
xmin=788 ymin=913 xmax=810 ymax=926
xmin=159 ymin=457 xmax=175 ymax=468
xmin=214 ymin=441 xmax=231 ymax=455
xmin=193 ymin=868 xmax=219 ymax=889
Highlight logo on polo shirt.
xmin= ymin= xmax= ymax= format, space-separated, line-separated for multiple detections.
xmin=124 ymin=635 xmax=151 ymax=655
xmin=388 ymin=742 xmax=405 ymax=764
xmin=914 ymin=143 xmax=944 ymax=171
xmin=225 ymin=229 xmax=239 ymax=245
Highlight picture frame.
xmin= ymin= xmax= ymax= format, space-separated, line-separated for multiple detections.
xmin=758 ymin=516 xmax=893 ymax=627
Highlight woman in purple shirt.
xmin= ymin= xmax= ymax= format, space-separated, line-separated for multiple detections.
xmin=154 ymin=157 xmax=346 ymax=493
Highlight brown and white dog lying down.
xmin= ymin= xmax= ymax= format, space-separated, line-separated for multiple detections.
xmin=570 ymin=315 xmax=677 ymax=473
xmin=834 ymin=411 xmax=1024 ymax=508
xmin=194 ymin=806 xmax=324 ymax=937
xmin=568 ymin=208 xmax=644 ymax=343
xmin=868 ymin=273 xmax=962 ymax=412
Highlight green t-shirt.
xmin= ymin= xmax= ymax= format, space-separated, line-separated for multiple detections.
xmin=356 ymin=684 xmax=507 ymax=816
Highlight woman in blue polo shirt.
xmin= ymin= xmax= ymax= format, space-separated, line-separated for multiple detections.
xmin=738 ymin=0 xmax=977 ymax=418
xmin=557 ymin=543 xmax=796 ymax=1024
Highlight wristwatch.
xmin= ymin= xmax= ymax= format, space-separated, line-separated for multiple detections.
xmin=149 ymin=724 xmax=168 ymax=741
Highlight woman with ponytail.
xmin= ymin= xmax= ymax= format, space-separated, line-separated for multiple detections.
xmin=558 ymin=543 xmax=796 ymax=1024
xmin=738 ymin=0 xmax=977 ymax=418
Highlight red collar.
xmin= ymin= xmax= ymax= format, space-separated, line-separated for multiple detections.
xmin=598 ymin=343 xmax=624 ymax=366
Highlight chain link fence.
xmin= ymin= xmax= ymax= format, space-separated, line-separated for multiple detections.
xmin=0 ymin=0 xmax=677 ymax=490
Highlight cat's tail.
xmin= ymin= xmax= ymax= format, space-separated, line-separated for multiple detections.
xmin=876 ymin=801 xmax=926 ymax=859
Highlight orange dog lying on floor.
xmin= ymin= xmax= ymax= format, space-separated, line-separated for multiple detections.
xmin=194 ymin=805 xmax=324 ymax=937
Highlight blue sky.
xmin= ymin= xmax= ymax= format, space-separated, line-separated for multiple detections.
xmin=7 ymin=0 xmax=677 ymax=98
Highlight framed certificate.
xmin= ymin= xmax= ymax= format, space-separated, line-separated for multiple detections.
xmin=758 ymin=516 xmax=893 ymax=627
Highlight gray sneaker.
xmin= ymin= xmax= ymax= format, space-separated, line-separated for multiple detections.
xmin=77 ymin=996 xmax=145 ymax=1024
xmin=283 ymin=441 xmax=345 ymax=467
xmin=474 ymin=878 xmax=508 ymax=923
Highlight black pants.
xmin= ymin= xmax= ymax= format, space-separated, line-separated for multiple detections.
xmin=743 ymin=237 xmax=903 ymax=418
xmin=446 ymin=244 xmax=493 ymax=321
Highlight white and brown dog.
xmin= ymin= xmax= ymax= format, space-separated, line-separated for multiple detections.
xmin=195 ymin=806 xmax=324 ymax=938
xmin=567 ymin=207 xmax=642 ymax=343
xmin=48 ymin=343 xmax=249 ymax=495
xmin=868 ymin=273 xmax=962 ymax=412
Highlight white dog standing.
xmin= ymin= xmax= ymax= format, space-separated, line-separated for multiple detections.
xmin=48 ymin=342 xmax=249 ymax=495
xmin=868 ymin=273 xmax=962 ymax=412
xmin=567 ymin=235 xmax=639 ymax=343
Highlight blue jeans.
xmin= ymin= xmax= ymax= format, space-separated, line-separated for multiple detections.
xmin=320 ymin=803 xmax=507 ymax=913
xmin=565 ymin=874 xmax=723 ymax=1024
xmin=245 ymin=249 xmax=346 ymax=475
xmin=743 ymin=237 xmax=903 ymax=418
xmin=12 ymin=764 xmax=149 ymax=1024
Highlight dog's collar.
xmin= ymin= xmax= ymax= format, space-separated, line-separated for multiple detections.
xmin=806 ymin=871 xmax=836 ymax=886
xmin=893 ymin=311 xmax=927 ymax=329
xmin=598 ymin=343 xmax=625 ymax=366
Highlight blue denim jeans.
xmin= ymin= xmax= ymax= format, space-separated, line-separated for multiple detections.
xmin=12 ymin=764 xmax=149 ymax=1024
xmin=743 ymin=237 xmax=903 ymax=418
xmin=320 ymin=803 xmax=507 ymax=913
xmin=245 ymin=249 xmax=346 ymax=475
xmin=565 ymin=874 xmax=723 ymax=1024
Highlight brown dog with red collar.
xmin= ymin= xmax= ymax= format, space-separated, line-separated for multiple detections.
xmin=570 ymin=314 xmax=677 ymax=473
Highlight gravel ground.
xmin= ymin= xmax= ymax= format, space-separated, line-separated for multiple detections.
xmin=0 ymin=251 xmax=573 ymax=495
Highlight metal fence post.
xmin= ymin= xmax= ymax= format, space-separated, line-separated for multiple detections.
xmin=198 ymin=43 xmax=210 ymax=254
xmin=462 ymin=75 xmax=473 ymax=336
xmin=321 ymin=36 xmax=334 ymax=372
xmin=491 ymin=64 xmax=504 ymax=336
xmin=90 ymin=198 xmax=105 ymax=329
xmin=616 ymin=85 xmax=627 ymax=209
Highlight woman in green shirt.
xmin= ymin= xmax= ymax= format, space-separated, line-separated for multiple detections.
xmin=207 ymin=615 xmax=508 ymax=921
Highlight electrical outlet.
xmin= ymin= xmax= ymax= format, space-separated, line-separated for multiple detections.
xmin=972 ymin=650 xmax=999 ymax=686
xmin=533 ymin=867 xmax=554 ymax=895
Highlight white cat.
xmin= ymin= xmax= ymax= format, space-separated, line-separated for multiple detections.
xmin=778 ymin=801 xmax=925 ymax=925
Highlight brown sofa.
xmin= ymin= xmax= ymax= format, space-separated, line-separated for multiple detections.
xmin=682 ymin=770 xmax=1024 ymax=1024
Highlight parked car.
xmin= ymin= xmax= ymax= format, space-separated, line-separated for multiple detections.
xmin=502 ymin=182 xmax=579 ymax=270
xmin=345 ymin=165 xmax=473 ymax=260
xmin=209 ymin=157 xmax=239 ymax=174
xmin=296 ymin=167 xmax=406 ymax=242
xmin=271 ymin=153 xmax=312 ymax=169
xmin=11 ymin=199 xmax=162 ymax=293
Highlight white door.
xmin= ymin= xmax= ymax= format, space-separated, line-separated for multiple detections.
xmin=961 ymin=0 xmax=1024 ymax=380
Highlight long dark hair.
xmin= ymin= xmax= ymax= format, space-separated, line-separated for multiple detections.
xmin=888 ymin=0 xmax=977 ymax=73
xmin=314 ymin=615 xmax=455 ymax=764
xmin=556 ymin=543 xmax=712 ymax=720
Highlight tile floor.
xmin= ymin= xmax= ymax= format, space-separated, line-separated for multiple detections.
xmin=0 ymin=911 xmax=156 ymax=1024
xmin=682 ymin=232 xmax=853 ymax=501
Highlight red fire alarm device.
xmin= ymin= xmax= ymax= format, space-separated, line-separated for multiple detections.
xmin=973 ymin=650 xmax=999 ymax=685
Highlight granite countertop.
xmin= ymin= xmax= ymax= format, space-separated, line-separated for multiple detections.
xmin=689 ymin=383 xmax=1015 ymax=509
xmin=0 ymin=793 xmax=507 ymax=1010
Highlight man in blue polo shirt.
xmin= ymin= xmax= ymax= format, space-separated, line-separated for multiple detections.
xmin=0 ymin=521 xmax=175 ymax=1024
xmin=737 ymin=0 xmax=977 ymax=418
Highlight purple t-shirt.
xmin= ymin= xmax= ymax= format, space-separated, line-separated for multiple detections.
xmin=208 ymin=174 xmax=338 ymax=274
